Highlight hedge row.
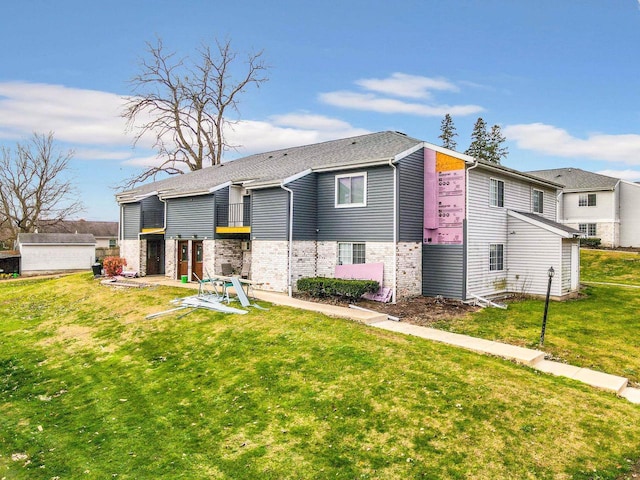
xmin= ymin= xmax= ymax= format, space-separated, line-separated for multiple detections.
xmin=581 ymin=237 xmax=602 ymax=248
xmin=297 ymin=277 xmax=379 ymax=300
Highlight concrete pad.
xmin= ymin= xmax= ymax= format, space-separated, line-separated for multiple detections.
xmin=372 ymin=321 xmax=545 ymax=366
xmin=534 ymin=360 xmax=582 ymax=377
xmin=572 ymin=368 xmax=628 ymax=394
xmin=620 ymin=387 xmax=640 ymax=404
xmin=534 ymin=360 xmax=628 ymax=394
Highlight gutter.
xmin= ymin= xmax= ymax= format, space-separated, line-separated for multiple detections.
xmin=281 ymin=183 xmax=295 ymax=297
xmin=388 ymin=158 xmax=398 ymax=304
xmin=465 ymin=160 xmax=479 ymax=301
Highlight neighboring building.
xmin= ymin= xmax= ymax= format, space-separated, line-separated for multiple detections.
xmin=17 ymin=233 xmax=96 ymax=275
xmin=528 ymin=168 xmax=640 ymax=248
xmin=37 ymin=219 xmax=119 ymax=248
xmin=0 ymin=251 xmax=20 ymax=275
xmin=116 ymin=131 xmax=581 ymax=301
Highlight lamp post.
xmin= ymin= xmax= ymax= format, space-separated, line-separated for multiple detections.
xmin=539 ymin=266 xmax=555 ymax=346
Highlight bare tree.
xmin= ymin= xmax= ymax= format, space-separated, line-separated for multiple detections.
xmin=0 ymin=132 xmax=84 ymax=245
xmin=122 ymin=37 xmax=269 ymax=188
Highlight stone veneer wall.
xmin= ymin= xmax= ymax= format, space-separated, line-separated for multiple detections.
xmin=213 ymin=239 xmax=243 ymax=274
xmin=396 ymin=242 xmax=422 ymax=298
xmin=291 ymin=241 xmax=318 ymax=290
xmin=165 ymin=239 xmax=176 ymax=279
xmin=251 ymin=240 xmax=289 ymax=292
xmin=569 ymin=221 xmax=618 ymax=247
xmin=119 ymin=239 xmax=141 ymax=275
xmin=364 ymin=242 xmax=395 ymax=289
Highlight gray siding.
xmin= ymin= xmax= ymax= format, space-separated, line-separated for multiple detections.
xmin=289 ymin=173 xmax=317 ymax=240
xmin=398 ymin=149 xmax=424 ymax=242
xmin=140 ymin=195 xmax=164 ymax=229
xmin=251 ymin=188 xmax=289 ymax=241
xmin=122 ymin=203 xmax=141 ymax=240
xmin=165 ymin=195 xmax=215 ymax=238
xmin=422 ymin=244 xmax=464 ymax=299
xmin=317 ymin=166 xmax=394 ymax=242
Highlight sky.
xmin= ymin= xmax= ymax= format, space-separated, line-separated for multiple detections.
xmin=1 ymin=0 xmax=640 ymax=221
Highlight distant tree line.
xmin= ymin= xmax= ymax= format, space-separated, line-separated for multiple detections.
xmin=438 ymin=114 xmax=508 ymax=164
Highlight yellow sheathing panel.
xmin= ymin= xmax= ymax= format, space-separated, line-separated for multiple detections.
xmin=436 ymin=152 xmax=465 ymax=172
xmin=141 ymin=228 xmax=165 ymax=233
xmin=216 ymin=226 xmax=251 ymax=234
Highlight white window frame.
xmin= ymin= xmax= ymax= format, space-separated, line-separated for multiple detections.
xmin=335 ymin=172 xmax=367 ymax=208
xmin=578 ymin=193 xmax=597 ymax=207
xmin=489 ymin=244 xmax=504 ymax=271
xmin=337 ymin=242 xmax=366 ymax=265
xmin=532 ymin=189 xmax=544 ymax=214
xmin=489 ymin=178 xmax=504 ymax=208
xmin=579 ymin=223 xmax=597 ymax=236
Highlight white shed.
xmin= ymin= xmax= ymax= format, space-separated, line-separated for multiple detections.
xmin=17 ymin=233 xmax=97 ymax=274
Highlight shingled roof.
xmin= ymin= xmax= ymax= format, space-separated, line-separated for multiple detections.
xmin=18 ymin=233 xmax=96 ymax=245
xmin=117 ymin=131 xmax=424 ymax=201
xmin=37 ymin=220 xmax=118 ymax=237
xmin=527 ymin=168 xmax=620 ymax=192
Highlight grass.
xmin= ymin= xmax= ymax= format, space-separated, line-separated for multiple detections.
xmin=1 ymin=273 xmax=640 ymax=479
xmin=434 ymin=248 xmax=640 ymax=384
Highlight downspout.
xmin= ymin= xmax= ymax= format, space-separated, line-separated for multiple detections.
xmin=281 ymin=184 xmax=294 ymax=297
xmin=388 ymin=159 xmax=398 ymax=304
xmin=465 ymin=160 xmax=479 ymax=300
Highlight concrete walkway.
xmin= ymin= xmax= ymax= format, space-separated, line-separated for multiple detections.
xmin=126 ymin=276 xmax=640 ymax=404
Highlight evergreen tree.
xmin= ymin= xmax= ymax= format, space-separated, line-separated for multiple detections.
xmin=465 ymin=117 xmax=488 ymax=160
xmin=438 ymin=113 xmax=458 ymax=150
xmin=486 ymin=124 xmax=508 ymax=164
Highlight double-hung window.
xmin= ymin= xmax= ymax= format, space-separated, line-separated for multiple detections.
xmin=579 ymin=223 xmax=597 ymax=236
xmin=489 ymin=244 xmax=504 ymax=271
xmin=335 ymin=172 xmax=366 ymax=208
xmin=578 ymin=193 xmax=596 ymax=207
xmin=490 ymin=179 xmax=504 ymax=207
xmin=532 ymin=189 xmax=544 ymax=214
xmin=338 ymin=242 xmax=366 ymax=265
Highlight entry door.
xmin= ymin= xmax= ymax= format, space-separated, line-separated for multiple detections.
xmin=178 ymin=241 xmax=189 ymax=278
xmin=146 ymin=240 xmax=163 ymax=275
xmin=192 ymin=241 xmax=203 ymax=281
xmin=571 ymin=242 xmax=580 ymax=290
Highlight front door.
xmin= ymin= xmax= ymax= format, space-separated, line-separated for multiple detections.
xmin=146 ymin=239 xmax=163 ymax=275
xmin=192 ymin=241 xmax=203 ymax=280
xmin=178 ymin=241 xmax=189 ymax=279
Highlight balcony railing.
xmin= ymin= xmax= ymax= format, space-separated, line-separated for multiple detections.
xmin=216 ymin=202 xmax=251 ymax=228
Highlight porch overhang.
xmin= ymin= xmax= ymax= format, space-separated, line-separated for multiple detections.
xmin=216 ymin=226 xmax=251 ymax=234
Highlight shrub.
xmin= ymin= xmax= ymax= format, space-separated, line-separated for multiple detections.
xmin=581 ymin=237 xmax=601 ymax=249
xmin=103 ymin=256 xmax=127 ymax=277
xmin=297 ymin=277 xmax=379 ymax=300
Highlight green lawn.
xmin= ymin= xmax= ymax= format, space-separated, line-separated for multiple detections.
xmin=1 ymin=273 xmax=640 ymax=479
xmin=435 ymin=249 xmax=640 ymax=385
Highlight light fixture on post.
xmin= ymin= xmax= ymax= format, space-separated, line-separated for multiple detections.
xmin=539 ymin=266 xmax=555 ymax=346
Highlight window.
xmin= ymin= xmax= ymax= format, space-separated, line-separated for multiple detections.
xmin=338 ymin=242 xmax=366 ymax=265
xmin=108 ymin=238 xmax=117 ymax=248
xmin=335 ymin=172 xmax=366 ymax=207
xmin=490 ymin=179 xmax=504 ymax=207
xmin=578 ymin=193 xmax=597 ymax=207
xmin=579 ymin=223 xmax=597 ymax=236
xmin=489 ymin=244 xmax=504 ymax=271
xmin=532 ymin=190 xmax=544 ymax=214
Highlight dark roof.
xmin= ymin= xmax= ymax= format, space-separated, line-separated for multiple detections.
xmin=117 ymin=131 xmax=425 ymax=200
xmin=510 ymin=210 xmax=583 ymax=236
xmin=116 ymin=130 xmax=563 ymax=202
xmin=18 ymin=233 xmax=96 ymax=245
xmin=37 ymin=220 xmax=118 ymax=237
xmin=0 ymin=250 xmax=20 ymax=259
xmin=527 ymin=168 xmax=619 ymax=191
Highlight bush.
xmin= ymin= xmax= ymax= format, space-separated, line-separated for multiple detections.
xmin=581 ymin=237 xmax=601 ymax=249
xmin=103 ymin=256 xmax=127 ymax=277
xmin=297 ymin=277 xmax=379 ymax=300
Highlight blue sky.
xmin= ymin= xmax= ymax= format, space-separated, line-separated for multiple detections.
xmin=1 ymin=0 xmax=640 ymax=221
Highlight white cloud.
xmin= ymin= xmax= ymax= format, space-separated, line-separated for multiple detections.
xmin=0 ymin=81 xmax=133 ymax=146
xmin=319 ymin=73 xmax=483 ymax=117
xmin=596 ymin=169 xmax=640 ymax=182
xmin=504 ymin=123 xmax=640 ymax=164
xmin=355 ymin=73 xmax=458 ymax=99
xmin=319 ymin=91 xmax=483 ymax=117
